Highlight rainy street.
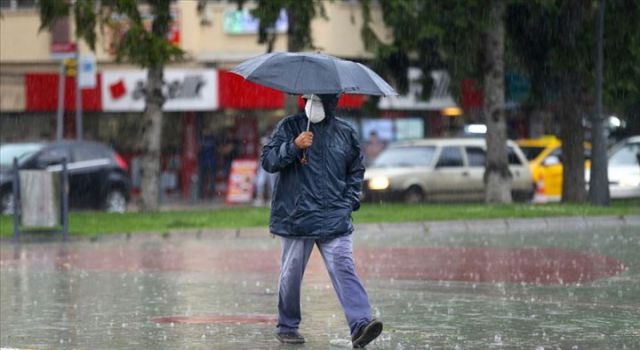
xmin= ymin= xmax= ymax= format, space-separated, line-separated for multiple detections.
xmin=1 ymin=222 xmax=638 ymax=349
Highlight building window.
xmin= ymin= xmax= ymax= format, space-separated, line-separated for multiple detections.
xmin=17 ymin=0 xmax=38 ymax=9
xmin=0 ymin=0 xmax=38 ymax=10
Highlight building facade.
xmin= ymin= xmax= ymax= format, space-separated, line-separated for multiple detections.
xmin=0 ymin=0 xmax=471 ymax=201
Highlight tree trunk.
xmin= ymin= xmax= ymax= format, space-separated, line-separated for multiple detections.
xmin=483 ymin=0 xmax=512 ymax=204
xmin=560 ymin=85 xmax=587 ymax=203
xmin=139 ymin=0 xmax=171 ymax=212
xmin=140 ymin=66 xmax=165 ymax=211
xmin=589 ymin=0 xmax=609 ymax=206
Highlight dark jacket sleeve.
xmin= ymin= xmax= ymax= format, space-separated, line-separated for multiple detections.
xmin=346 ymin=129 xmax=365 ymax=211
xmin=261 ymin=119 xmax=301 ymax=173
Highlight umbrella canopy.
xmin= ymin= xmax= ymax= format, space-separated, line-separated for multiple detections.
xmin=230 ymin=52 xmax=397 ymax=97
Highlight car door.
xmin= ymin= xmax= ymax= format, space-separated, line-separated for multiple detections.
xmin=464 ymin=146 xmax=487 ymax=200
xmin=539 ymin=148 xmax=563 ymax=199
xmin=430 ymin=146 xmax=469 ymax=201
xmin=70 ymin=144 xmax=112 ymax=208
xmin=507 ymin=145 xmax=531 ymax=193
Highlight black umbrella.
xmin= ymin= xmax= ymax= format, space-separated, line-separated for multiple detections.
xmin=230 ymin=52 xmax=397 ymax=97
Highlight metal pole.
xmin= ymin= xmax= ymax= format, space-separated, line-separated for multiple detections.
xmin=12 ymin=157 xmax=20 ymax=241
xmin=62 ymin=157 xmax=69 ymax=240
xmin=75 ymin=46 xmax=83 ymax=140
xmin=56 ymin=62 xmax=66 ymax=141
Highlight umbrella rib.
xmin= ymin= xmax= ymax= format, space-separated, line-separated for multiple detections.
xmin=356 ymin=62 xmax=395 ymax=96
xmin=330 ymin=57 xmax=346 ymax=93
xmin=292 ymin=56 xmax=306 ymax=94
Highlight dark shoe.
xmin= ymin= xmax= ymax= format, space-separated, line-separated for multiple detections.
xmin=276 ymin=331 xmax=305 ymax=344
xmin=352 ymin=319 xmax=383 ymax=348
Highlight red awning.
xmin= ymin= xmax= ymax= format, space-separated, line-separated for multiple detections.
xmin=25 ymin=73 xmax=102 ymax=112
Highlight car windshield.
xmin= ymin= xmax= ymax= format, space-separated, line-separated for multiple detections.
xmin=0 ymin=143 xmax=44 ymax=169
xmin=371 ymin=146 xmax=436 ymax=168
xmin=609 ymin=142 xmax=640 ymax=166
xmin=519 ymin=146 xmax=546 ymax=161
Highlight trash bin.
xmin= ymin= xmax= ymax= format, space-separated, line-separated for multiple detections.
xmin=19 ymin=170 xmax=61 ymax=228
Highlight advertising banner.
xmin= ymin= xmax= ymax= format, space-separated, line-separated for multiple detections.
xmin=226 ymin=159 xmax=258 ymax=204
xmin=102 ymin=69 xmax=218 ymax=111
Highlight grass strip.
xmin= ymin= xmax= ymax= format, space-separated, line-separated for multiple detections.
xmin=0 ymin=200 xmax=638 ymax=237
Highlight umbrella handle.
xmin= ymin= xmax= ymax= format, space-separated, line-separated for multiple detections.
xmin=301 ymin=98 xmax=312 ymax=164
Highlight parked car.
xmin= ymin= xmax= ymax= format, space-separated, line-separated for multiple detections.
xmin=0 ymin=140 xmax=130 ymax=214
xmin=363 ymin=138 xmax=533 ymax=203
xmin=605 ymin=135 xmax=640 ymax=199
xmin=517 ymin=136 xmax=591 ymax=202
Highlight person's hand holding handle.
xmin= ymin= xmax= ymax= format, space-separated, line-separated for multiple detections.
xmin=295 ymin=131 xmax=313 ymax=164
xmin=295 ymin=131 xmax=313 ymax=149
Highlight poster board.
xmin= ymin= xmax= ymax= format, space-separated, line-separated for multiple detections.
xmin=395 ymin=118 xmax=424 ymax=140
xmin=362 ymin=118 xmax=393 ymax=141
xmin=226 ymin=159 xmax=258 ymax=204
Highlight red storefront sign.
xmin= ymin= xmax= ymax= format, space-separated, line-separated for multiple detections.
xmin=296 ymin=94 xmax=365 ymax=109
xmin=25 ymin=73 xmax=102 ymax=112
xmin=219 ymin=70 xmax=366 ymax=110
xmin=24 ymin=70 xmax=366 ymax=112
xmin=218 ymin=70 xmax=284 ymax=109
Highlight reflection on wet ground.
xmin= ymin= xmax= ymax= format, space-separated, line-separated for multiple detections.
xmin=1 ymin=226 xmax=639 ymax=349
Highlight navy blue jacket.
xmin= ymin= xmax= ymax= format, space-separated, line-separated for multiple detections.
xmin=261 ymin=112 xmax=364 ymax=239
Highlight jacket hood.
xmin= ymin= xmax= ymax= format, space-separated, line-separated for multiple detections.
xmin=318 ymin=94 xmax=340 ymax=119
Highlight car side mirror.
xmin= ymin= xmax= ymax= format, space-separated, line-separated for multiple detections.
xmin=542 ymin=155 xmax=560 ymax=167
xmin=636 ymin=152 xmax=640 ymax=166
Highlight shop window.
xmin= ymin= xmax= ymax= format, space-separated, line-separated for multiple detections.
xmin=1 ymin=0 xmax=39 ymax=10
xmin=16 ymin=0 xmax=38 ymax=9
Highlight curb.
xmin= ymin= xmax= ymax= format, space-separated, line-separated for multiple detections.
xmin=2 ymin=215 xmax=638 ymax=243
xmin=422 ymin=215 xmax=639 ymax=235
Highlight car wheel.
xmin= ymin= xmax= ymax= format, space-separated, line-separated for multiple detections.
xmin=0 ymin=190 xmax=15 ymax=215
xmin=104 ymin=189 xmax=127 ymax=213
xmin=403 ymin=186 xmax=424 ymax=204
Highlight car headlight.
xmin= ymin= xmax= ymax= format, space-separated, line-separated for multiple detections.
xmin=368 ymin=176 xmax=390 ymax=190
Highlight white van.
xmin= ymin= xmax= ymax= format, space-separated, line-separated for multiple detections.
xmin=363 ymin=138 xmax=534 ymax=203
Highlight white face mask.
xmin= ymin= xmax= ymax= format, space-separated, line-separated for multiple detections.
xmin=304 ymin=95 xmax=325 ymax=124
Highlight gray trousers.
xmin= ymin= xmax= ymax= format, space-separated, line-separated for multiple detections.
xmin=277 ymin=234 xmax=372 ymax=335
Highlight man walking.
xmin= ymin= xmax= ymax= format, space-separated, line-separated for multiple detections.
xmin=261 ymin=93 xmax=383 ymax=348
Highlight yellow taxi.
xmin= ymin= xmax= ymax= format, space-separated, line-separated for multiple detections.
xmin=517 ymin=136 xmax=590 ymax=201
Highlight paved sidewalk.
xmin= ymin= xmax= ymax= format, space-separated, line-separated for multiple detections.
xmin=1 ymin=216 xmax=639 ymax=349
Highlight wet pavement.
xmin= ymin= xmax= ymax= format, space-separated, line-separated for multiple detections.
xmin=1 ymin=220 xmax=639 ymax=349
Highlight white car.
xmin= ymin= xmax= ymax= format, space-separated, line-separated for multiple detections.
xmin=607 ymin=135 xmax=640 ymax=199
xmin=363 ymin=138 xmax=534 ymax=203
